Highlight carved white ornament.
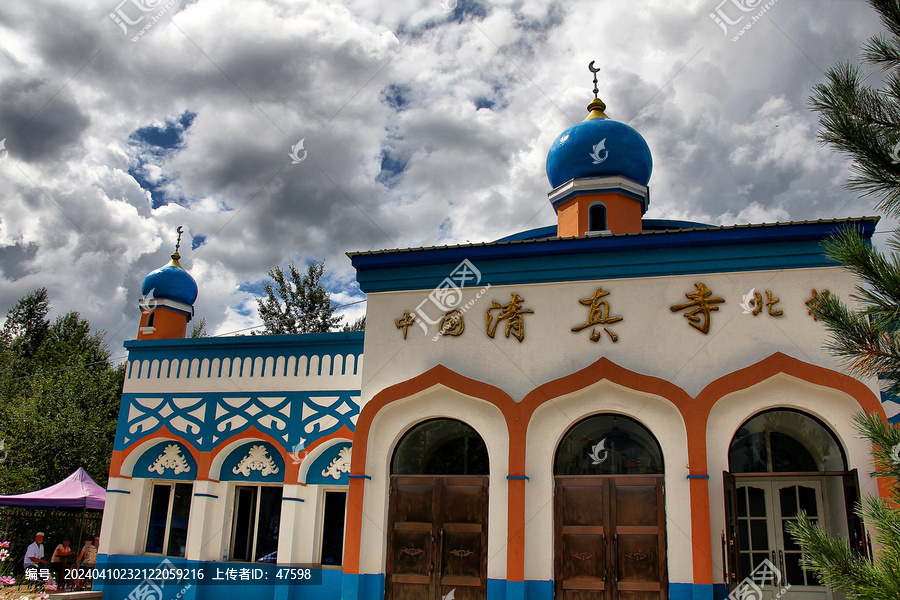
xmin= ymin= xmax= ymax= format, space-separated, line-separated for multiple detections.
xmin=148 ymin=444 xmax=191 ymax=475
xmin=321 ymin=446 xmax=352 ymax=480
xmin=232 ymin=444 xmax=280 ymax=477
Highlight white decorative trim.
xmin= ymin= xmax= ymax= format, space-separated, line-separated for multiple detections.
xmin=232 ymin=444 xmax=280 ymax=477
xmin=321 ymin=446 xmax=352 ymax=480
xmin=148 ymin=444 xmax=191 ymax=475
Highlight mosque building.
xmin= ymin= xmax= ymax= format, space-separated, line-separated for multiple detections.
xmin=97 ymin=67 xmax=886 ymax=600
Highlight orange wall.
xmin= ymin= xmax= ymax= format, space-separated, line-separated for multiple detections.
xmin=137 ymin=307 xmax=188 ymax=340
xmin=556 ymin=192 xmax=643 ymax=236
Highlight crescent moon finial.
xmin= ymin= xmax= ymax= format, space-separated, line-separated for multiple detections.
xmin=588 ymin=61 xmax=600 ymax=99
xmin=173 ymin=225 xmax=184 ymax=260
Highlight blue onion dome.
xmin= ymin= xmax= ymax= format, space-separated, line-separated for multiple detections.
xmin=546 ymin=96 xmax=653 ymax=189
xmin=142 ymin=250 xmax=198 ymax=306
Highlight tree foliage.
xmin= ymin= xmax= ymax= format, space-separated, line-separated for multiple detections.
xmin=256 ymin=261 xmax=344 ymax=334
xmin=809 ymin=0 xmax=900 ymax=216
xmin=0 ymin=289 xmax=124 ymax=494
xmin=786 ymin=414 xmax=900 ymax=600
xmin=786 ymin=0 xmax=900 ymax=593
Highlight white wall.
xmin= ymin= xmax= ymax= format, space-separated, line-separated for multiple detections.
xmin=360 ymin=267 xmax=877 ymax=404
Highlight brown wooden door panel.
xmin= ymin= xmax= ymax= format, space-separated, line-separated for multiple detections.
xmin=390 ymin=582 xmax=432 ymax=600
xmin=387 ymin=476 xmax=488 ymax=600
xmin=615 ymin=534 xmax=660 ymax=583
xmin=441 ymin=530 xmax=481 ymax=578
xmin=392 ymin=530 xmax=432 ymax=576
xmin=560 ymin=480 xmax=608 ymax=526
xmin=615 ymin=485 xmax=660 ymax=527
xmin=556 ymin=476 xmax=667 ymax=600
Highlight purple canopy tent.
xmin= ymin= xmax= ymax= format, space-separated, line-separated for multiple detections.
xmin=0 ymin=468 xmax=105 ymax=510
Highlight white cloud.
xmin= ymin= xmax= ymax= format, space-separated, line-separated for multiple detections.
xmin=0 ymin=0 xmax=889 ymax=353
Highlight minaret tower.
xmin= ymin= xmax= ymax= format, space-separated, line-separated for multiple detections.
xmin=545 ymin=62 xmax=653 ymax=236
xmin=137 ymin=226 xmax=198 ymax=340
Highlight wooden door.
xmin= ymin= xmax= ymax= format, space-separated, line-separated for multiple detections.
xmin=612 ymin=477 xmax=667 ymax=600
xmin=555 ymin=476 xmax=666 ymax=600
xmin=386 ymin=476 xmax=488 ymax=600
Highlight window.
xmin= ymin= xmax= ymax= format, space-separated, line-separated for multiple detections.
xmin=230 ymin=485 xmax=282 ymax=562
xmin=589 ymin=203 xmax=607 ymax=232
xmin=391 ymin=418 xmax=489 ymax=475
xmin=729 ymin=409 xmax=846 ymax=473
xmin=145 ymin=482 xmax=192 ymax=557
xmin=320 ymin=491 xmax=346 ymax=566
xmin=555 ymin=414 xmax=663 ymax=475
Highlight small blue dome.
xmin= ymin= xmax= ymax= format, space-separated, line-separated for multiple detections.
xmin=546 ymin=117 xmax=652 ymax=189
xmin=142 ymin=258 xmax=198 ymax=306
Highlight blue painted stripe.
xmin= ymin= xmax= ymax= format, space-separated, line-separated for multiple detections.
xmin=687 ymin=474 xmax=710 ymax=479
xmin=106 ymin=489 xmax=130 ymax=495
xmin=348 ymin=475 xmax=371 ymax=480
xmin=507 ymin=475 xmax=530 ymax=480
xmin=194 ymin=493 xmax=218 ymax=498
xmin=283 ymin=497 xmax=305 ymax=503
xmin=350 ymin=219 xmax=877 ymax=293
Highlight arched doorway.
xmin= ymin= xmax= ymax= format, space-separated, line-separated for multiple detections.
xmin=554 ymin=414 xmax=667 ymax=600
xmin=386 ymin=419 xmax=489 ymax=600
xmin=723 ymin=409 xmax=863 ymax=600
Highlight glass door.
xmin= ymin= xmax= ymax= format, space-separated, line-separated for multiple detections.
xmin=734 ymin=480 xmax=830 ymax=600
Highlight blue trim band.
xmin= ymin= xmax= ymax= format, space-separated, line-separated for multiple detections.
xmin=348 ymin=475 xmax=371 ymax=480
xmin=283 ymin=497 xmax=305 ymax=503
xmin=687 ymin=474 xmax=710 ymax=479
xmin=507 ymin=475 xmax=530 ymax=480
xmin=350 ymin=219 xmax=878 ymax=294
xmin=106 ymin=489 xmax=130 ymax=495
xmin=193 ymin=493 xmax=218 ymax=499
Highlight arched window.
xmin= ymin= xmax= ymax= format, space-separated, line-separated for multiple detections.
xmin=555 ymin=414 xmax=663 ymax=475
xmin=728 ymin=409 xmax=846 ymax=473
xmin=589 ymin=203 xmax=607 ymax=232
xmin=391 ymin=418 xmax=489 ymax=475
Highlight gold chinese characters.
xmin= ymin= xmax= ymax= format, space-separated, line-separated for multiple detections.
xmin=486 ymin=293 xmax=534 ymax=342
xmin=571 ymin=287 xmax=622 ymax=342
xmin=670 ymin=283 xmax=725 ymax=334
xmin=392 ymin=283 xmax=818 ymax=340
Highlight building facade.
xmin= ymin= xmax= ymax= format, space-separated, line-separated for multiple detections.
xmin=98 ymin=85 xmax=887 ymax=600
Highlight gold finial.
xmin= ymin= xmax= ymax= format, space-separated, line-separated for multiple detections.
xmin=586 ymin=61 xmax=609 ymax=120
xmin=170 ymin=226 xmax=184 ymax=265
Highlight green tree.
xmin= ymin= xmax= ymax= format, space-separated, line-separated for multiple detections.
xmin=785 ymin=0 xmax=900 ymax=593
xmin=190 ymin=317 xmax=209 ymax=338
xmin=808 ymin=0 xmax=900 ymax=215
xmin=256 ymin=261 xmax=343 ymax=334
xmin=342 ymin=316 xmax=366 ymax=332
xmin=0 ymin=289 xmax=124 ymax=494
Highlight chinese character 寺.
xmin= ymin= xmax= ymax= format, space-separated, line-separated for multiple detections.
xmin=486 ymin=293 xmax=534 ymax=342
xmin=439 ymin=309 xmax=465 ymax=336
xmin=394 ymin=310 xmax=417 ymax=339
xmin=805 ymin=289 xmax=830 ymax=320
xmin=571 ymin=287 xmax=623 ymax=342
xmin=670 ymin=283 xmax=725 ymax=334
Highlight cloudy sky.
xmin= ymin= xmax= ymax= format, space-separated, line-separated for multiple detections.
xmin=0 ymin=0 xmax=892 ymax=357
